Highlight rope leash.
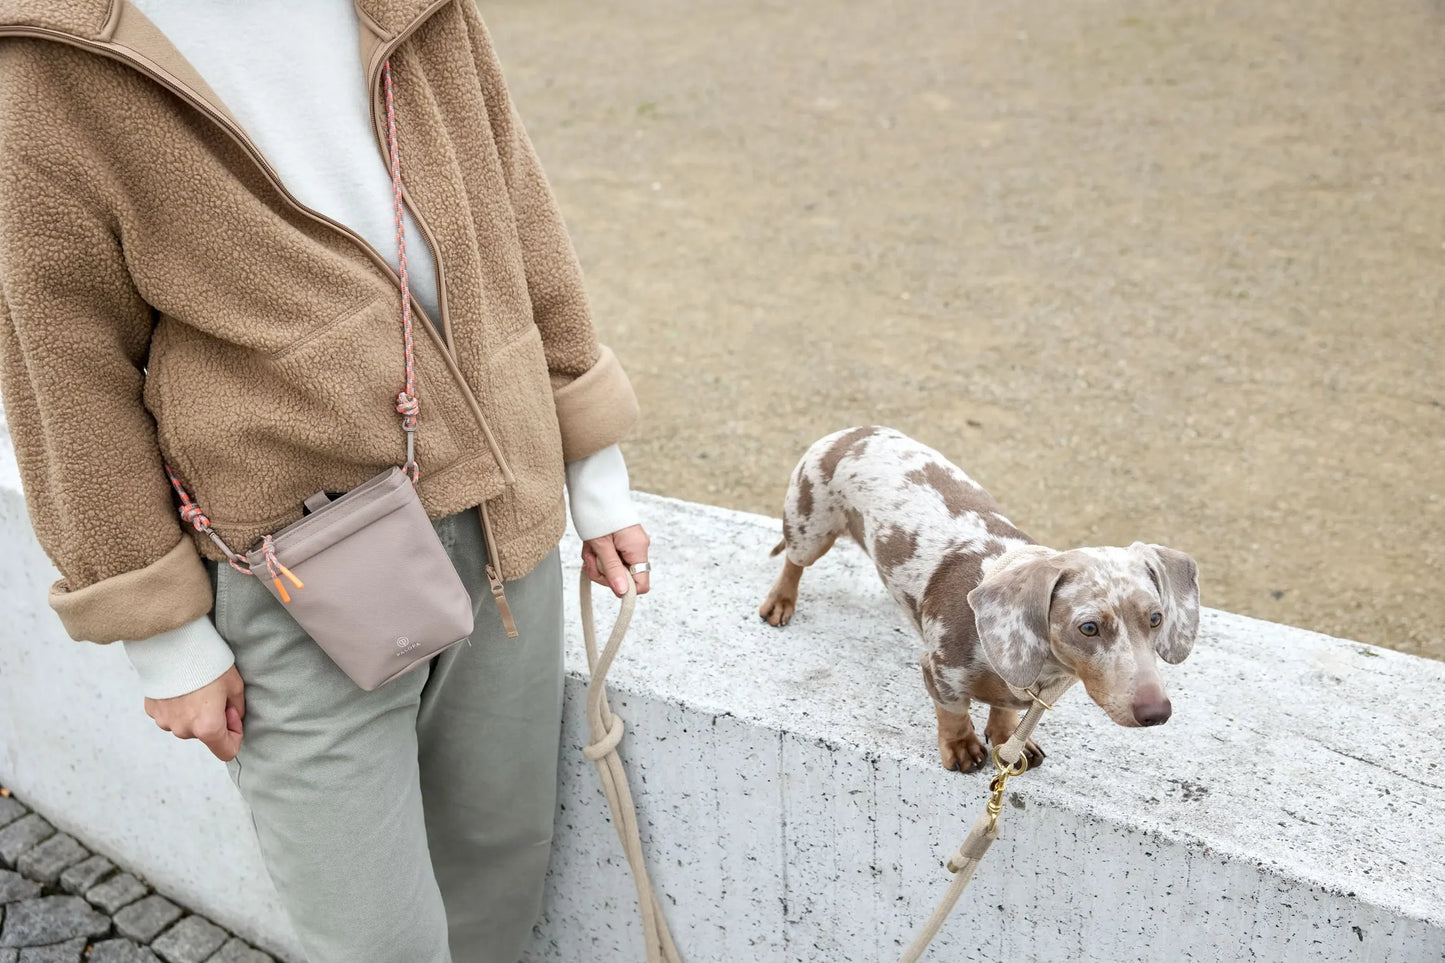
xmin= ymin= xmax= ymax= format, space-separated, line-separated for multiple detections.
xmin=579 ymin=572 xmax=1076 ymax=962
xmin=579 ymin=571 xmax=683 ymax=963
xmin=899 ymin=677 xmax=1077 ymax=962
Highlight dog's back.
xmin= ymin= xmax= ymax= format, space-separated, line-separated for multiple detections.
xmin=776 ymin=426 xmax=1033 ymax=614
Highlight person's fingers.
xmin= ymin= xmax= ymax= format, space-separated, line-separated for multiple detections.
xmin=225 ymin=704 xmax=244 ymax=747
xmin=225 ymin=668 xmax=246 ymax=724
xmin=580 ymin=543 xmax=607 ymax=587
xmin=204 ymin=727 xmax=242 ymax=762
xmin=225 ymin=699 xmax=244 ymax=739
xmin=588 ymin=537 xmax=629 ymax=597
xmin=143 ymin=670 xmax=244 ymax=755
xmin=615 ymin=547 xmax=650 ymax=595
xmin=612 ymin=525 xmax=652 ymax=595
xmin=192 ymin=710 xmax=240 ymax=761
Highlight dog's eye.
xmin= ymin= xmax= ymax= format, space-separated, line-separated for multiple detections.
xmin=1149 ymin=612 xmax=1163 ymax=628
xmin=1079 ymin=621 xmax=1099 ymax=637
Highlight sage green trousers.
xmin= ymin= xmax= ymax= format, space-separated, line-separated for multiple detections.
xmin=205 ymin=508 xmax=565 ymax=963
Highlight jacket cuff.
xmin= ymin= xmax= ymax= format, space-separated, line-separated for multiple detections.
xmin=565 ymin=444 xmax=641 ymax=541
xmin=49 ymin=536 xmax=214 ymax=644
xmin=551 ymin=344 xmax=640 ymax=462
xmin=123 ymin=615 xmax=235 ymax=700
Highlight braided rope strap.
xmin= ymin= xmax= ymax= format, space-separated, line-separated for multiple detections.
xmin=579 ymin=572 xmax=683 ymax=963
xmin=898 ymin=676 xmax=1078 ymax=963
xmin=381 ymin=59 xmax=421 ymax=483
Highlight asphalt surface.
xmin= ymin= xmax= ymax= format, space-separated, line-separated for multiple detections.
xmin=486 ymin=0 xmax=1445 ymax=659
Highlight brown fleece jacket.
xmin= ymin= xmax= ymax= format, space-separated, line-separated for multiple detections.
xmin=0 ymin=0 xmax=639 ymax=645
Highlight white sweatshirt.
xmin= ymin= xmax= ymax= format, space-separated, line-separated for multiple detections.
xmin=123 ymin=0 xmax=639 ymax=698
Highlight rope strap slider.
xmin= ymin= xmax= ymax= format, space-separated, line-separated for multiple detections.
xmin=1024 ymin=684 xmax=1055 ymax=711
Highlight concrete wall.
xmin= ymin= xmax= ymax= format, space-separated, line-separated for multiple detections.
xmin=532 ymin=496 xmax=1445 ymax=963
xmin=3 ymin=428 xmax=1442 ymax=961
xmin=0 ymin=424 xmax=300 ymax=959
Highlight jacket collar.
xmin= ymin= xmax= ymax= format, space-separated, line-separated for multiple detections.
xmin=0 ymin=0 xmax=442 ymax=40
xmin=0 ymin=0 xmax=118 ymax=39
xmin=0 ymin=0 xmax=451 ymax=140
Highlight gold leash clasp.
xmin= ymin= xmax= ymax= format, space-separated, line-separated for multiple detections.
xmin=985 ymin=745 xmax=1029 ymax=833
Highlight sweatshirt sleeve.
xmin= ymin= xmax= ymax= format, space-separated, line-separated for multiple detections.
xmin=0 ymin=150 xmax=214 ymax=645
xmin=123 ymin=615 xmax=235 ymax=699
xmin=565 ymin=443 xmax=641 ymax=541
xmin=463 ymin=6 xmax=640 ymax=462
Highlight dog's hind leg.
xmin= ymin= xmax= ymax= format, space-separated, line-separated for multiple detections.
xmin=759 ymin=534 xmax=835 ymax=626
xmin=760 ymin=457 xmax=842 ymax=626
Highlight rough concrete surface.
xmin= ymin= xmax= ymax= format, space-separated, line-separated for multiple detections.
xmin=484 ymin=0 xmax=1445 ymax=658
xmin=530 ymin=493 xmax=1445 ymax=961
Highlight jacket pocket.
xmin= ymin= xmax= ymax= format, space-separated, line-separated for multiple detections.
xmin=483 ymin=325 xmax=564 ymax=530
xmin=144 ymin=298 xmax=465 ymax=531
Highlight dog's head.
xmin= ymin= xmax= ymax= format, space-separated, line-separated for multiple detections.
xmin=966 ymin=543 xmax=1199 ymax=727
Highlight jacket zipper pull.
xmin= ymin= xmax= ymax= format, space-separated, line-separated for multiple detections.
xmin=486 ymin=563 xmax=519 ymax=638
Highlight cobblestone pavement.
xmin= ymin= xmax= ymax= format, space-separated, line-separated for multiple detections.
xmin=0 ymin=789 xmax=274 ymax=963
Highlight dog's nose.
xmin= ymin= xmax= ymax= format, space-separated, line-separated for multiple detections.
xmin=1132 ymin=697 xmax=1172 ymax=727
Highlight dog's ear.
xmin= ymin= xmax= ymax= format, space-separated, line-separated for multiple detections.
xmin=967 ymin=552 xmax=1063 ymax=688
xmin=1131 ymin=542 xmax=1200 ymax=664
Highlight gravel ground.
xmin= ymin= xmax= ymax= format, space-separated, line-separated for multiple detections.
xmin=488 ymin=0 xmax=1445 ymax=658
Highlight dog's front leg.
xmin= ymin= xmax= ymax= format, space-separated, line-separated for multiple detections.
xmin=934 ymin=702 xmax=988 ymax=773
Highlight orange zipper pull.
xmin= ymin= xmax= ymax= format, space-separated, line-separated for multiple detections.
xmin=486 ymin=563 xmax=519 ymax=638
xmin=275 ymin=561 xmax=304 ymax=591
xmin=260 ymin=535 xmax=302 ymax=604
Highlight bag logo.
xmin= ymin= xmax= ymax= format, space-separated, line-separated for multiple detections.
xmin=396 ymin=636 xmax=420 ymax=655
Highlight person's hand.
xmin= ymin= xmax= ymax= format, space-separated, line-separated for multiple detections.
xmin=143 ymin=666 xmax=245 ymax=762
xmin=582 ymin=524 xmax=651 ymax=597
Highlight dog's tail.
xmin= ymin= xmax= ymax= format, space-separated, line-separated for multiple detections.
xmin=770 ymin=538 xmax=786 ymax=557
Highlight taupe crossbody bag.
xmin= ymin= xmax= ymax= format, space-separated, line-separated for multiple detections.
xmin=161 ymin=61 xmax=474 ymax=691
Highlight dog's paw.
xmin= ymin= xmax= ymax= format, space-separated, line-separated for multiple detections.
xmin=985 ymin=731 xmax=1045 ymax=771
xmin=1020 ymin=738 xmax=1045 ymax=770
xmin=984 ymin=710 xmax=1044 ymax=769
xmin=939 ymin=731 xmax=988 ymax=773
xmin=758 ymin=592 xmax=797 ymax=627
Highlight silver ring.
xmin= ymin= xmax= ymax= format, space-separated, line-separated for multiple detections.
xmin=629 ymin=562 xmax=652 ymax=575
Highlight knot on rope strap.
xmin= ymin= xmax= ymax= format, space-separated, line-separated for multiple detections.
xmin=395 ymin=390 xmax=419 ymax=425
xmin=584 ymin=714 xmax=626 ymax=762
xmin=178 ymin=502 xmax=210 ymax=529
